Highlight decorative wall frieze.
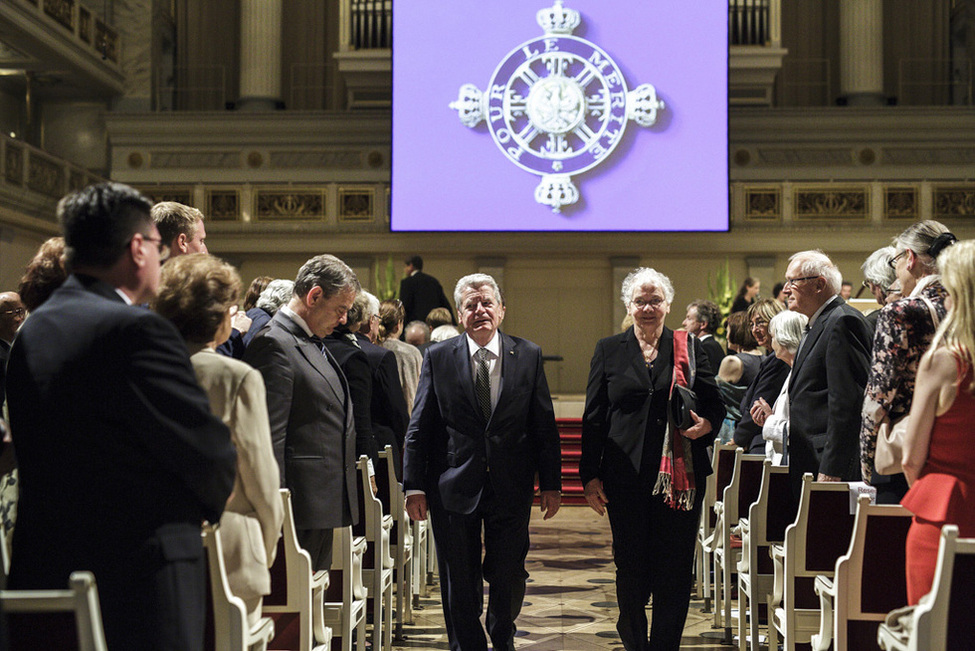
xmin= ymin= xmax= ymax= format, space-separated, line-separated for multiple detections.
xmin=135 ymin=186 xmax=194 ymax=206
xmin=269 ymin=151 xmax=365 ymax=169
xmin=4 ymin=144 xmax=24 ymax=186
xmin=757 ymin=148 xmax=854 ymax=166
xmin=149 ymin=152 xmax=241 ymax=169
xmin=883 ymin=148 xmax=975 ymax=166
xmin=795 ymin=187 xmax=869 ymax=220
xmin=884 ymin=186 xmax=918 ymax=220
xmin=206 ymin=190 xmax=240 ymax=221
xmin=744 ymin=187 xmax=780 ymax=221
xmin=43 ymin=0 xmax=75 ymax=31
xmin=934 ymin=186 xmax=975 ymax=219
xmin=255 ymin=188 xmax=326 ymax=221
xmin=338 ymin=187 xmax=373 ymax=222
xmin=27 ymin=153 xmax=65 ymax=199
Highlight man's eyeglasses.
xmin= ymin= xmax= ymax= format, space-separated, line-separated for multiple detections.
xmin=888 ymin=250 xmax=908 ymax=269
xmin=1 ymin=308 xmax=26 ymax=318
xmin=783 ymin=275 xmax=819 ymax=288
xmin=135 ymin=234 xmax=170 ymax=262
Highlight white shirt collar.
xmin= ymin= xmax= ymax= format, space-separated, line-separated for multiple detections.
xmin=808 ymin=294 xmax=840 ymax=327
xmin=280 ymin=305 xmax=314 ymax=338
xmin=698 ymin=333 xmax=712 ymax=341
xmin=466 ymin=330 xmax=501 ymax=359
xmin=115 ymin=288 xmax=133 ymax=305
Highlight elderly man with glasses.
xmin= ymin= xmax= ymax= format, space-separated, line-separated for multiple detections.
xmin=781 ymin=250 xmax=874 ymax=501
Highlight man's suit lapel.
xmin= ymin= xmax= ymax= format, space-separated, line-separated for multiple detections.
xmin=450 ymin=335 xmax=482 ymax=422
xmin=791 ymin=298 xmax=843 ymax=380
xmin=493 ymin=332 xmax=519 ymax=421
xmin=274 ymin=313 xmax=345 ymax=405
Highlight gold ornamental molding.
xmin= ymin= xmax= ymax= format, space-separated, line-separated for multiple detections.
xmin=134 ymin=186 xmax=195 ymax=207
xmin=794 ymin=187 xmax=869 ymax=221
xmin=206 ymin=189 xmax=240 ymax=221
xmin=337 ymin=186 xmax=374 ymax=223
xmin=933 ymin=185 xmax=975 ymax=219
xmin=884 ymin=186 xmax=918 ymax=221
xmin=254 ymin=188 xmax=327 ymax=221
xmin=744 ymin=187 xmax=780 ymax=221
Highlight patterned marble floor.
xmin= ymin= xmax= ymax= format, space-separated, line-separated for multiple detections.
xmin=391 ymin=506 xmax=731 ymax=650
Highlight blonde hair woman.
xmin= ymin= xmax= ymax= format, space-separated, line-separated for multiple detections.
xmin=378 ymin=298 xmax=424 ymax=413
xmin=900 ymin=239 xmax=974 ymax=604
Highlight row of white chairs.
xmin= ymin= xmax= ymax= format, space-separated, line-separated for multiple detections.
xmin=698 ymin=442 xmax=975 ymax=651
xmin=0 ymin=445 xmax=438 ymax=651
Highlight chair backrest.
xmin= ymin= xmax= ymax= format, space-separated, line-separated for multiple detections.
xmin=710 ymin=442 xmax=739 ymax=528
xmin=785 ymin=474 xmax=856 ymax=609
xmin=374 ymin=446 xmax=394 ymax=517
xmin=833 ymin=496 xmax=912 ymax=648
xmin=202 ymin=523 xmax=251 ymax=651
xmin=263 ymin=488 xmax=317 ymax=650
xmin=732 ymin=453 xmax=767 ymax=525
xmin=1 ymin=571 xmax=108 ymax=651
xmin=910 ymin=525 xmax=975 ymax=651
xmin=746 ymin=461 xmax=792 ymax=574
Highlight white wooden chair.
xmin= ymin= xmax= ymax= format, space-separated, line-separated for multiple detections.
xmin=202 ymin=523 xmax=276 ymax=651
xmin=0 ymin=570 xmax=108 ymax=651
xmin=736 ymin=460 xmax=794 ymax=651
xmin=377 ymin=445 xmax=413 ymax=639
xmin=877 ymin=524 xmax=975 ymax=651
xmin=811 ymin=496 xmax=911 ymax=651
xmin=697 ymin=441 xmax=737 ymax=613
xmin=411 ymin=517 xmax=429 ymax=601
xmin=323 ymin=526 xmax=367 ymax=651
xmin=262 ymin=489 xmax=331 ymax=651
xmin=355 ymin=455 xmax=394 ymax=651
xmin=768 ymin=474 xmax=857 ymax=651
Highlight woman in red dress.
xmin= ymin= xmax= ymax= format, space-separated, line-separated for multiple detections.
xmin=901 ymin=236 xmax=974 ymax=604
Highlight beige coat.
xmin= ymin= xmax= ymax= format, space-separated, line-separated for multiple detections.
xmin=190 ymin=348 xmax=283 ymax=606
xmin=383 ymin=337 xmax=424 ymax=414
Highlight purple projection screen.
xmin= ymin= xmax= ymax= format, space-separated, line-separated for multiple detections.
xmin=391 ymin=0 xmax=729 ymax=232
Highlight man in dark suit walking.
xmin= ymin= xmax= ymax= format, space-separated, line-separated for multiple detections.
xmin=784 ymin=250 xmax=873 ymax=497
xmin=403 ymin=273 xmax=562 ymax=651
xmin=682 ymin=299 xmax=726 ymax=370
xmin=243 ymin=254 xmax=360 ymax=570
xmin=5 ymin=182 xmax=236 ymax=650
xmin=399 ymin=255 xmax=455 ymax=325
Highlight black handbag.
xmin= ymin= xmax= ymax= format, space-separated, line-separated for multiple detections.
xmin=669 ymin=383 xmax=698 ymax=430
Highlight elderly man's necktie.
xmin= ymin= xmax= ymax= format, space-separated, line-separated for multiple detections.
xmin=475 ymin=348 xmax=492 ymax=420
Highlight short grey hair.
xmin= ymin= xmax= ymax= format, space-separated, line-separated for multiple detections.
xmin=454 ymin=273 xmax=502 ymax=309
xmin=768 ymin=310 xmax=808 ymax=354
xmin=620 ymin=267 xmax=675 ymax=307
xmin=893 ymin=220 xmax=953 ymax=274
xmin=405 ymin=320 xmax=431 ymax=342
xmin=360 ymin=290 xmax=380 ymax=319
xmin=788 ymin=250 xmax=842 ymax=295
xmin=860 ymin=247 xmax=897 ymax=290
xmin=255 ymin=279 xmax=294 ymax=315
xmin=431 ymin=324 xmax=462 ymax=342
xmin=293 ymin=254 xmax=360 ymax=299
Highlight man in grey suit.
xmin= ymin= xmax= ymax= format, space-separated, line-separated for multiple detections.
xmin=243 ymin=254 xmax=361 ymax=570
xmin=784 ymin=250 xmax=873 ymax=498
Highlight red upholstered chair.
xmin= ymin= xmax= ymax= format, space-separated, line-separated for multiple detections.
xmin=769 ymin=474 xmax=858 ymax=651
xmin=262 ymin=489 xmax=331 ymax=651
xmin=354 ymin=456 xmax=394 ymax=651
xmin=203 ymin=523 xmax=276 ymax=651
xmin=737 ymin=460 xmax=795 ymax=651
xmin=877 ymin=524 xmax=975 ymax=651
xmin=698 ymin=441 xmax=738 ymax=613
xmin=1 ymin=570 xmax=107 ymax=651
xmin=811 ymin=495 xmax=912 ymax=651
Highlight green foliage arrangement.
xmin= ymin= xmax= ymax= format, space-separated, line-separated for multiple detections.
xmin=372 ymin=255 xmax=399 ymax=301
xmin=707 ymin=258 xmax=736 ymax=339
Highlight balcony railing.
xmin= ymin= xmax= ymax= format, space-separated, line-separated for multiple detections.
xmin=11 ymin=0 xmax=121 ymax=65
xmin=730 ymin=0 xmax=771 ymax=46
xmin=348 ymin=0 xmax=392 ymax=50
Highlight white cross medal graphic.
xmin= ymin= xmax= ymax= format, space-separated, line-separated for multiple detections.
xmin=449 ymin=1 xmax=664 ymax=213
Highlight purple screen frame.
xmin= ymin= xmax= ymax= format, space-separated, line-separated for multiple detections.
xmin=391 ymin=0 xmax=729 ymax=232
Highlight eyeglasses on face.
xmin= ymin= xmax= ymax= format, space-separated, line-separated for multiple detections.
xmin=783 ymin=275 xmax=819 ymax=289
xmin=132 ymin=233 xmax=170 ymax=262
xmin=632 ymin=297 xmax=666 ymax=309
xmin=1 ymin=308 xmax=26 ymax=318
xmin=888 ymin=250 xmax=908 ymax=269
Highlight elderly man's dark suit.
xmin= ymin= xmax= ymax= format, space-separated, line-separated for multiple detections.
xmin=788 ymin=297 xmax=873 ymax=497
xmin=403 ymin=332 xmax=561 ymax=651
xmin=243 ymin=310 xmax=358 ymax=568
xmin=5 ymin=274 xmax=236 ymax=650
xmin=399 ymin=270 xmax=455 ymax=325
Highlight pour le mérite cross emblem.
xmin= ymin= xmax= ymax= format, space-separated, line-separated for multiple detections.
xmin=449 ymin=1 xmax=664 ymax=213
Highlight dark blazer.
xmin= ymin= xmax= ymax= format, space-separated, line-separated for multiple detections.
xmin=788 ymin=297 xmax=873 ymax=491
xmin=399 ymin=271 xmax=455 ymax=325
xmin=0 ymin=338 xmax=10 ymax=407
xmin=699 ymin=335 xmax=727 ymax=371
xmin=355 ymin=333 xmax=409 ymax=477
xmin=580 ymin=327 xmax=725 ymax=490
xmin=216 ymin=306 xmax=272 ymax=359
xmin=4 ymin=274 xmax=236 ymax=649
xmin=732 ymin=352 xmax=791 ymax=453
xmin=402 ymin=332 xmax=561 ymax=515
xmin=323 ymin=333 xmax=381 ymax=467
xmin=243 ymin=311 xmax=358 ymax=530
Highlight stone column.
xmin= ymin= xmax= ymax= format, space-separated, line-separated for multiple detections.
xmin=238 ymin=0 xmax=283 ymax=110
xmin=839 ymin=0 xmax=884 ymax=106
